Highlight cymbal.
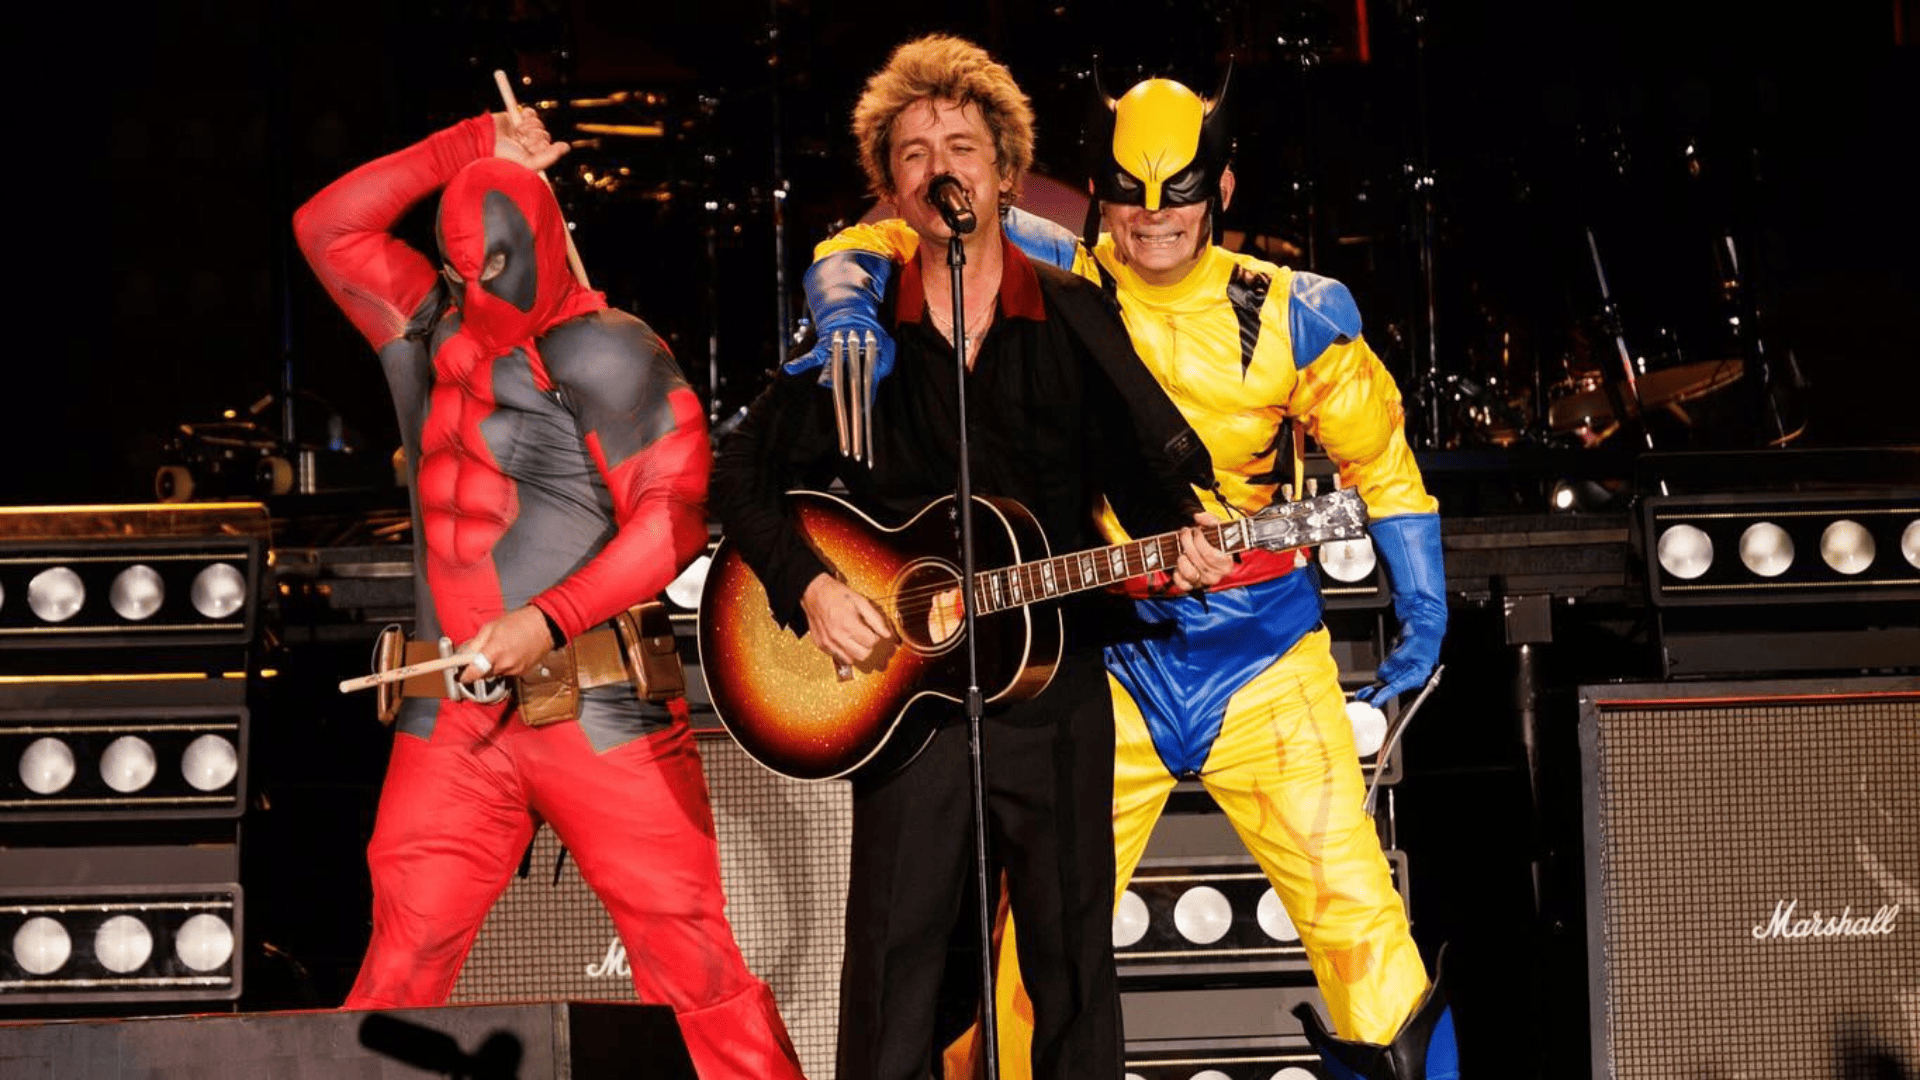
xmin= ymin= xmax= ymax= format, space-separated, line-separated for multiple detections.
xmin=1547 ymin=358 xmax=1745 ymax=433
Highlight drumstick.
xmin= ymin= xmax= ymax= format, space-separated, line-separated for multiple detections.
xmin=493 ymin=69 xmax=591 ymax=288
xmin=338 ymin=651 xmax=490 ymax=694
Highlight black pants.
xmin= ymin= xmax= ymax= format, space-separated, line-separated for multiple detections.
xmin=835 ymin=655 xmax=1121 ymax=1080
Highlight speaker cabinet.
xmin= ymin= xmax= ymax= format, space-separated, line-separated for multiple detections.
xmin=1579 ymin=677 xmax=1920 ymax=1079
xmin=449 ymin=731 xmax=850 ymax=1080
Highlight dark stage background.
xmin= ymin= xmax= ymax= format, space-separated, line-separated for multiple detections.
xmin=20 ymin=0 xmax=1915 ymax=504
xmin=10 ymin=3 xmax=1914 ymax=1079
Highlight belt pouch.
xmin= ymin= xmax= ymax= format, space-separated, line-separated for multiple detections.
xmin=516 ymin=644 xmax=581 ymax=727
xmin=615 ymin=601 xmax=686 ymax=703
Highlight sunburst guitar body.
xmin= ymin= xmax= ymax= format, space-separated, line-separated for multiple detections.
xmin=698 ymin=487 xmax=1367 ymax=781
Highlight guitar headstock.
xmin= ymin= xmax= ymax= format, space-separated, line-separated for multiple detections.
xmin=1244 ymin=487 xmax=1369 ymax=551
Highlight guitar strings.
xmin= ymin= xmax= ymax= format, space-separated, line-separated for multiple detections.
xmin=834 ymin=500 xmax=1344 ymax=614
xmin=868 ymin=531 xmax=1206 ymax=610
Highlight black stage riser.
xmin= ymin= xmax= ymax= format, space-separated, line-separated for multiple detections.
xmin=0 ymin=1001 xmax=694 ymax=1080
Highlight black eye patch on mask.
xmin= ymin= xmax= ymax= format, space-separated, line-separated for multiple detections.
xmin=1094 ymin=158 xmax=1214 ymax=209
xmin=482 ymin=190 xmax=538 ymax=312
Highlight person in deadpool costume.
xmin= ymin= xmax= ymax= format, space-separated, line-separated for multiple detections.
xmin=293 ymin=108 xmax=804 ymax=1079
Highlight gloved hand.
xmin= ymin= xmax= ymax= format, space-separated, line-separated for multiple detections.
xmin=1356 ymin=512 xmax=1446 ymax=705
xmin=784 ymin=248 xmax=897 ymax=391
xmin=1000 ymin=206 xmax=1080 ymax=271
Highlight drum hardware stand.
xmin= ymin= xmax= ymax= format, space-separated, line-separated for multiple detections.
xmin=766 ymin=1 xmax=793 ymax=385
xmin=1583 ymin=227 xmax=1668 ymax=494
xmin=1397 ymin=0 xmax=1447 ymax=450
xmin=1693 ymin=142 xmax=1805 ymax=448
xmin=1273 ymin=19 xmax=1324 ymax=271
xmin=695 ymin=92 xmax=727 ymax=428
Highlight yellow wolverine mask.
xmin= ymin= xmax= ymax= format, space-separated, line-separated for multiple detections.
xmin=1111 ymin=80 xmax=1206 ymax=210
xmin=1088 ymin=71 xmax=1232 ymax=211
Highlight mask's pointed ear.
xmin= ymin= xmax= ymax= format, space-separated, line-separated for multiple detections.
xmin=1201 ymin=61 xmax=1236 ymax=175
xmin=1199 ymin=63 xmax=1236 ymax=249
xmin=1081 ymin=57 xmax=1120 ymax=198
xmin=1206 ymin=60 xmax=1233 ymax=115
xmin=1091 ymin=55 xmax=1115 ymax=109
xmin=1081 ymin=58 xmax=1116 ymax=253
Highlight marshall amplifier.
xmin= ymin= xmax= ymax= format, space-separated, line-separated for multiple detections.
xmin=449 ymin=731 xmax=850 ymax=1080
xmin=1579 ymin=677 xmax=1920 ymax=1080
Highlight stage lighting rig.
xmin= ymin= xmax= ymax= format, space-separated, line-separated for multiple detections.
xmin=0 ymin=503 xmax=269 ymax=675
xmin=1115 ymin=848 xmax=1408 ymax=988
xmin=1642 ymin=490 xmax=1920 ymax=677
xmin=2 ymin=678 xmax=247 ymax=824
xmin=1646 ymin=492 xmax=1919 ymax=603
xmin=0 ymin=502 xmax=265 ymax=1012
xmin=0 ymin=844 xmax=241 ymax=1006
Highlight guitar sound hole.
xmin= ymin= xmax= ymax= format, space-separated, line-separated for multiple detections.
xmin=893 ymin=560 xmax=966 ymax=654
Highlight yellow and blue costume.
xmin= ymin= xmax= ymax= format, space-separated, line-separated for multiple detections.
xmin=800 ymin=74 xmax=1457 ymax=1080
xmin=1087 ymin=240 xmax=1456 ymax=1080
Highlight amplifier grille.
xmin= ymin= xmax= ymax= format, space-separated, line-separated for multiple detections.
xmin=1582 ymin=681 xmax=1920 ymax=1079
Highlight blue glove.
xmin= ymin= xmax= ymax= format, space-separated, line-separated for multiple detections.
xmin=785 ymin=249 xmax=897 ymax=392
xmin=1000 ymin=206 xmax=1080 ymax=271
xmin=1356 ymin=512 xmax=1447 ymax=705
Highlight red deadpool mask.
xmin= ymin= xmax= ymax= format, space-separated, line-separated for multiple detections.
xmin=436 ymin=158 xmax=578 ymax=350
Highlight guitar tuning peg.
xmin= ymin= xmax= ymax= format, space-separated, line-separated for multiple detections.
xmin=1306 ymin=477 xmax=1319 ymax=497
xmin=1281 ymin=483 xmax=1294 ymax=503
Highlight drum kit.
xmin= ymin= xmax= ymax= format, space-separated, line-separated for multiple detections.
xmin=1424 ymin=190 xmax=1783 ymax=453
xmin=1444 ymin=313 xmax=1753 ymax=452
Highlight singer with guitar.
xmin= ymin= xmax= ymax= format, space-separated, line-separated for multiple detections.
xmin=711 ymin=35 xmax=1230 ymax=1080
xmin=805 ymin=73 xmax=1459 ymax=1080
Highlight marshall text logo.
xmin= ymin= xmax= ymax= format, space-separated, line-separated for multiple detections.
xmin=586 ymin=936 xmax=630 ymax=978
xmin=1751 ymin=899 xmax=1900 ymax=942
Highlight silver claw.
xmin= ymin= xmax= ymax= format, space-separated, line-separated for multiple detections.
xmin=849 ymin=331 xmax=867 ymax=463
xmin=829 ymin=330 xmax=852 ymax=457
xmin=860 ymin=330 xmax=877 ymax=466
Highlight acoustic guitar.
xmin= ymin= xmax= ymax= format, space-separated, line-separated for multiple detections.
xmin=697 ymin=487 xmax=1368 ymax=781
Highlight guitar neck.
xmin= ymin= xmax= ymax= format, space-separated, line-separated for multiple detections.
xmin=971 ymin=516 xmax=1261 ymax=616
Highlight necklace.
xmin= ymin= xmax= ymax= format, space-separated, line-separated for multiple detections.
xmin=924 ymin=284 xmax=997 ymax=362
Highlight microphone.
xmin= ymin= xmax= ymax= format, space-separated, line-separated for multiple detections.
xmin=926 ymin=173 xmax=977 ymax=235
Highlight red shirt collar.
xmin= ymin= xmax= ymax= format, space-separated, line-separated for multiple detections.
xmin=895 ymin=231 xmax=1047 ymax=326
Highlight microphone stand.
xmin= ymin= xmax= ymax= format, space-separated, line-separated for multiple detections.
xmin=943 ymin=224 xmax=1000 ymax=1080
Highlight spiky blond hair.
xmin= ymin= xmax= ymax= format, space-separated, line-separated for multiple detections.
xmin=852 ymin=34 xmax=1034 ymax=210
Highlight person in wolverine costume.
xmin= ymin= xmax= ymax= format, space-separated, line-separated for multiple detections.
xmin=293 ymin=108 xmax=804 ymax=1079
xmin=803 ymin=73 xmax=1459 ymax=1080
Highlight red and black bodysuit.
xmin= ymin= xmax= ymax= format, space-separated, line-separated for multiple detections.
xmin=294 ymin=115 xmax=803 ymax=1079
